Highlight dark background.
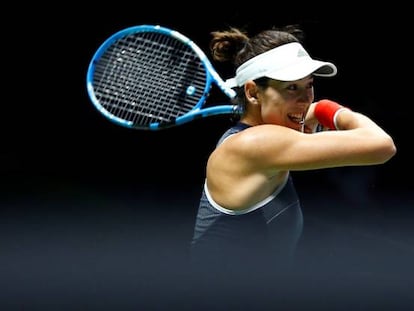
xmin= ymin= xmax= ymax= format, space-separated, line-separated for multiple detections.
xmin=2 ymin=4 xmax=413 ymax=310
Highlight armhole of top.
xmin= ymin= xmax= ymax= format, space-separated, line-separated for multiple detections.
xmin=204 ymin=174 xmax=289 ymax=215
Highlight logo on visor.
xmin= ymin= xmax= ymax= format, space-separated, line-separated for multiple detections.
xmin=297 ymin=48 xmax=309 ymax=57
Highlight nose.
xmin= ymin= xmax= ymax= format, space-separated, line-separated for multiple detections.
xmin=298 ymin=87 xmax=313 ymax=103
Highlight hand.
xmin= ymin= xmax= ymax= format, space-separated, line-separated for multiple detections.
xmin=303 ymin=102 xmax=320 ymax=133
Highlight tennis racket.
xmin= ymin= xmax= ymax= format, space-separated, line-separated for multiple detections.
xmin=86 ymin=24 xmax=240 ymax=130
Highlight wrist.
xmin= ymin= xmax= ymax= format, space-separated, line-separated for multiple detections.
xmin=332 ymin=107 xmax=350 ymax=130
xmin=314 ymin=99 xmax=349 ymax=130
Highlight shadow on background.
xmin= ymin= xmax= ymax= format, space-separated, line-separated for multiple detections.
xmin=1 ymin=170 xmax=413 ymax=310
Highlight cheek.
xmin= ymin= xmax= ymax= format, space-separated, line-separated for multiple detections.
xmin=259 ymin=91 xmax=284 ymax=123
xmin=261 ymin=105 xmax=283 ymax=124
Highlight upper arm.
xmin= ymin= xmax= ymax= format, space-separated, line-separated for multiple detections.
xmin=227 ymin=123 xmax=396 ymax=172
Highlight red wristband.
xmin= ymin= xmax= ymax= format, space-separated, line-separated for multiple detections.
xmin=314 ymin=99 xmax=345 ymax=130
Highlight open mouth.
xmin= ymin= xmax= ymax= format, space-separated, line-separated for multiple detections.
xmin=288 ymin=113 xmax=305 ymax=124
xmin=288 ymin=113 xmax=305 ymax=132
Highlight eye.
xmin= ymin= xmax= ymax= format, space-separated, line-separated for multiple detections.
xmin=286 ymin=80 xmax=314 ymax=91
xmin=286 ymin=84 xmax=298 ymax=91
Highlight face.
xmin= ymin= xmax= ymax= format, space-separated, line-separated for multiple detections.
xmin=257 ymin=76 xmax=314 ymax=131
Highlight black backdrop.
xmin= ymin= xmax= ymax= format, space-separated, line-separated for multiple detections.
xmin=2 ymin=4 xmax=413 ymax=310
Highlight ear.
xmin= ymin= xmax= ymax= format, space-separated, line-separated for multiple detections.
xmin=244 ymin=80 xmax=259 ymax=103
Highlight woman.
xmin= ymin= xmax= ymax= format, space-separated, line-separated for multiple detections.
xmin=190 ymin=25 xmax=396 ymax=279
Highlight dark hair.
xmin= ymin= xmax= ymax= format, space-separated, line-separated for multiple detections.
xmin=210 ymin=25 xmax=303 ymax=67
xmin=209 ymin=25 xmax=304 ymax=115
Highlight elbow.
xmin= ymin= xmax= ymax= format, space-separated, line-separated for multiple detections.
xmin=376 ymin=136 xmax=397 ymax=164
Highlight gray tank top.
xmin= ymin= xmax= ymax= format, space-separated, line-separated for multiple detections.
xmin=190 ymin=122 xmax=304 ymax=271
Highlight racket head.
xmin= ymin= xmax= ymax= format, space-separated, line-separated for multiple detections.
xmin=86 ymin=25 xmax=236 ymax=130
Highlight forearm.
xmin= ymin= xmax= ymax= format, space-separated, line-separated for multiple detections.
xmin=312 ymin=99 xmax=397 ymax=163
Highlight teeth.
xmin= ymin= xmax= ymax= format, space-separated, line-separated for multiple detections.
xmin=288 ymin=113 xmax=305 ymax=124
xmin=289 ymin=115 xmax=303 ymax=123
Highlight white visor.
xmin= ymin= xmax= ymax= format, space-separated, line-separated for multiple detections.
xmin=225 ymin=42 xmax=337 ymax=88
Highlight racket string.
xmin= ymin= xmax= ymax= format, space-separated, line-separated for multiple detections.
xmin=92 ymin=31 xmax=208 ymax=127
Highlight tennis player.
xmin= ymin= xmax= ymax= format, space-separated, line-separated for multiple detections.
xmin=190 ymin=25 xmax=396 ymax=281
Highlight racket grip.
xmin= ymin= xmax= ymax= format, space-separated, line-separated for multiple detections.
xmin=314 ymin=99 xmax=349 ymax=130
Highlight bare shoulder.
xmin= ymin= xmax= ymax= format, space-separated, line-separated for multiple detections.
xmin=225 ymin=124 xmax=300 ymax=151
xmin=210 ymin=124 xmax=299 ymax=166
